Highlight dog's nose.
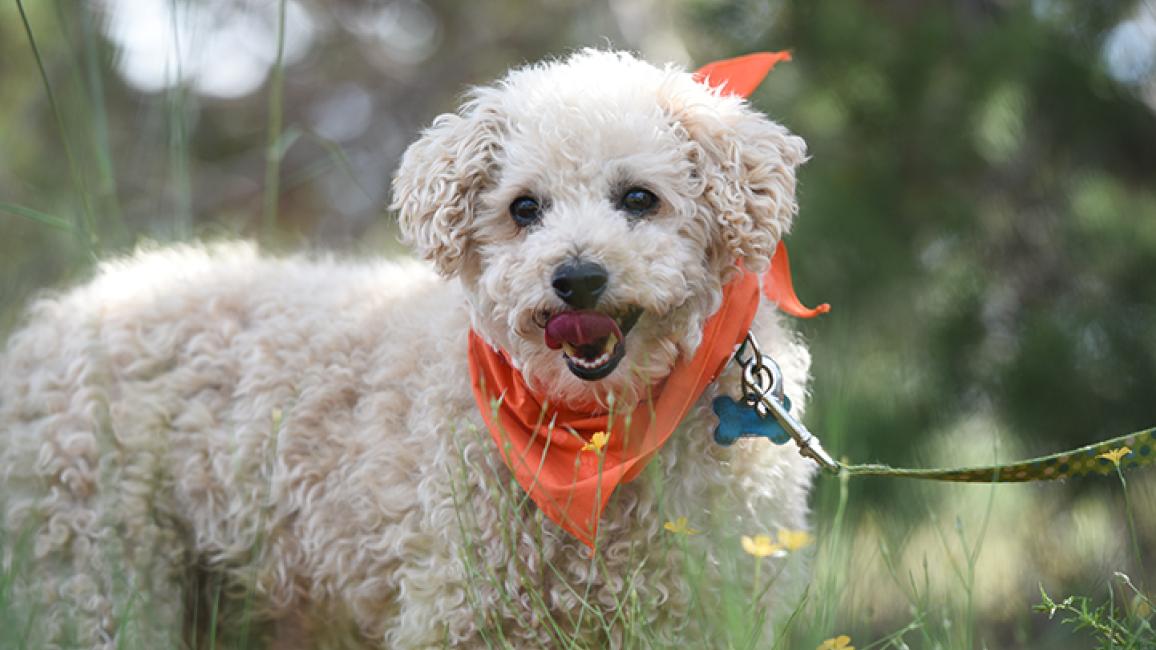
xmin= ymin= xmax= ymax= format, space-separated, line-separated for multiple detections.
xmin=552 ymin=261 xmax=608 ymax=309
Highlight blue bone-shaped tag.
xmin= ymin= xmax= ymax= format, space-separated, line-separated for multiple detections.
xmin=712 ymin=395 xmax=792 ymax=446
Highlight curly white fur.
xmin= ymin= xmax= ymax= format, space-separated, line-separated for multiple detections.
xmin=1 ymin=50 xmax=814 ymax=648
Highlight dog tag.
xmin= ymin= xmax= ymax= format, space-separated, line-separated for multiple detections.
xmin=712 ymin=395 xmax=792 ymax=446
xmin=714 ymin=333 xmax=839 ymax=471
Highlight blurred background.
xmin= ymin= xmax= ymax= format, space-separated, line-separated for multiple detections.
xmin=2 ymin=0 xmax=1154 ymax=647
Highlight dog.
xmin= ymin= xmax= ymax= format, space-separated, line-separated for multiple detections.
xmin=0 ymin=49 xmax=815 ymax=648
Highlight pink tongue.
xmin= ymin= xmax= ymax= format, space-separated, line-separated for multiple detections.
xmin=544 ymin=311 xmax=622 ymax=350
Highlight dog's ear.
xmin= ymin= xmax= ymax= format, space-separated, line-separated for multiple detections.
xmin=392 ymin=90 xmax=505 ymax=276
xmin=679 ymin=99 xmax=807 ymax=274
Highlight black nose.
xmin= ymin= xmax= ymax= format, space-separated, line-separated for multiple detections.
xmin=552 ymin=261 xmax=608 ymax=309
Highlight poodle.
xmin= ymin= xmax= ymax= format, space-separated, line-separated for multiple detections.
xmin=0 ymin=49 xmax=815 ymax=648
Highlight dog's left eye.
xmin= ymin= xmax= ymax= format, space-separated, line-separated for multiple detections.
xmin=619 ymin=188 xmax=659 ymax=217
xmin=509 ymin=196 xmax=543 ymax=227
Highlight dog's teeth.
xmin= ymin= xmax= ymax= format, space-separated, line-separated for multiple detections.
xmin=603 ymin=334 xmax=618 ymax=355
xmin=574 ymin=352 xmax=610 ymax=369
xmin=563 ymin=339 xmax=618 ymax=371
xmin=569 ymin=351 xmax=611 ymax=370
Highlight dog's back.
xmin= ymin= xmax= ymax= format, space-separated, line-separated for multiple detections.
xmin=0 ymin=243 xmax=475 ymax=648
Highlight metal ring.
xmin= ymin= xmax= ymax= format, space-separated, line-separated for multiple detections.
xmin=766 ymin=357 xmax=785 ymax=402
xmin=742 ymin=356 xmax=783 ymax=402
xmin=734 ymin=333 xmax=761 ymax=368
xmin=743 ymin=363 xmax=773 ymax=395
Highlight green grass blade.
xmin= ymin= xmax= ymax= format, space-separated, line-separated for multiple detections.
xmin=166 ymin=0 xmax=193 ymax=238
xmin=15 ymin=0 xmax=97 ymax=251
xmin=261 ymin=0 xmax=288 ymax=242
xmin=50 ymin=0 xmax=123 ymax=232
xmin=79 ymin=4 xmax=123 ymax=226
xmin=0 ymin=201 xmax=73 ymax=231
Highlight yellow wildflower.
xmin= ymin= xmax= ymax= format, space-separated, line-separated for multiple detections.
xmin=581 ymin=431 xmax=610 ymax=454
xmin=741 ymin=534 xmax=783 ymax=558
xmin=1097 ymin=446 xmax=1131 ymax=467
xmin=777 ymin=529 xmax=814 ymax=552
xmin=663 ymin=516 xmax=701 ymax=536
xmin=817 ymin=635 xmax=854 ymax=650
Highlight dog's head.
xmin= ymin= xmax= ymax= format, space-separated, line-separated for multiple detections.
xmin=392 ymin=50 xmax=806 ymax=406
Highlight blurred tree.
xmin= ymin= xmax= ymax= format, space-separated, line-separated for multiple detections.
xmin=683 ymin=0 xmax=1156 ymax=466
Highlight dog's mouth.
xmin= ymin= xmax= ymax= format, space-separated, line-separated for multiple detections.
xmin=543 ymin=308 xmax=643 ymax=380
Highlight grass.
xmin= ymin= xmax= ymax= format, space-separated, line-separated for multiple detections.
xmin=1 ymin=4 xmax=1154 ymax=648
xmin=1034 ymin=458 xmax=1154 ymax=650
xmin=15 ymin=0 xmax=96 ymax=250
xmin=4 ymin=417 xmax=1148 ymax=648
xmin=445 ymin=415 xmax=820 ymax=648
xmin=1037 ymin=573 xmax=1154 ymax=650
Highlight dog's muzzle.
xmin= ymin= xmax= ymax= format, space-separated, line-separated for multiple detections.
xmin=543 ymin=308 xmax=642 ymax=380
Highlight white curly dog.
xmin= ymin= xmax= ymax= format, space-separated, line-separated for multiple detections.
xmin=0 ymin=50 xmax=815 ymax=648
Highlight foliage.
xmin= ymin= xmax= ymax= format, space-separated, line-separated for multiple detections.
xmin=1037 ymin=575 xmax=1155 ymax=649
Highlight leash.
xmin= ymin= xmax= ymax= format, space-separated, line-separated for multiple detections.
xmin=713 ymin=333 xmax=1155 ymax=481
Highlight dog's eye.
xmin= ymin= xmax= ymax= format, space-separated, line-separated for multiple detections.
xmin=509 ymin=196 xmax=542 ymax=227
xmin=619 ymin=188 xmax=659 ymax=217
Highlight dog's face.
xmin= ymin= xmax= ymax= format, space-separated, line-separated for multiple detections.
xmin=393 ymin=50 xmax=805 ymax=406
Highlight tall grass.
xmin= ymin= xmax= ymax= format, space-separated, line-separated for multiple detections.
xmin=15 ymin=0 xmax=97 ymax=251
xmin=446 ymin=417 xmax=820 ymax=648
xmin=1035 ymin=458 xmax=1155 ymax=649
xmin=261 ymin=0 xmax=288 ymax=242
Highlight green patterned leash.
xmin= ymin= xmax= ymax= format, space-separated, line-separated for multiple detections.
xmin=839 ymin=429 xmax=1153 ymax=481
xmin=717 ymin=333 xmax=1154 ymax=481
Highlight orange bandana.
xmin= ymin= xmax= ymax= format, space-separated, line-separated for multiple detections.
xmin=466 ymin=53 xmax=828 ymax=547
xmin=469 ymin=273 xmax=761 ymax=546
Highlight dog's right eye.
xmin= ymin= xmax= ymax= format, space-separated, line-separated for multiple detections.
xmin=619 ymin=187 xmax=659 ymax=218
xmin=509 ymin=197 xmax=542 ymax=227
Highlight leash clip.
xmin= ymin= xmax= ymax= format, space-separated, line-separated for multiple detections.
xmin=729 ymin=333 xmax=839 ymax=472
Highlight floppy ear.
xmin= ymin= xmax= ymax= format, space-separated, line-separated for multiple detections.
xmin=681 ymin=100 xmax=807 ymax=274
xmin=391 ymin=90 xmax=505 ymax=276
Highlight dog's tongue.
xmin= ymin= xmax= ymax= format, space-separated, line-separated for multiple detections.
xmin=544 ymin=311 xmax=622 ymax=350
